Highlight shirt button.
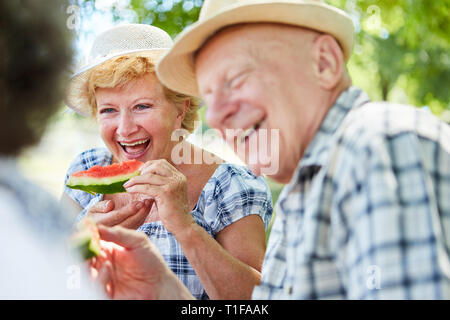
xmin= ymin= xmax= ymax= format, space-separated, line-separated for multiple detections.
xmin=285 ymin=285 xmax=293 ymax=295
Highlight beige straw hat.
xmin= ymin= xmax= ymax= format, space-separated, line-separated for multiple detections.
xmin=66 ymin=24 xmax=173 ymax=116
xmin=157 ymin=0 xmax=355 ymax=97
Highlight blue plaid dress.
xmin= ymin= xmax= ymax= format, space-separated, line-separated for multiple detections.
xmin=252 ymin=86 xmax=450 ymax=299
xmin=64 ymin=150 xmax=273 ymax=299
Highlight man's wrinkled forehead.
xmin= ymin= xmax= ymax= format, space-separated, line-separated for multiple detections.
xmin=194 ymin=23 xmax=258 ymax=65
xmin=194 ymin=22 xmax=321 ymax=64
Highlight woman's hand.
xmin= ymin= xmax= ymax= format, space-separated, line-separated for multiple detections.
xmin=91 ymin=225 xmax=194 ymax=300
xmin=85 ymin=199 xmax=153 ymax=229
xmin=123 ymin=159 xmax=196 ymax=237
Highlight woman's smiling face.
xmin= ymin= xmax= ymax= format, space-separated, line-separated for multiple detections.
xmin=95 ymin=73 xmax=184 ymax=164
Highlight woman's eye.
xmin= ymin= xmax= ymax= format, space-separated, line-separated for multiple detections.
xmin=99 ymin=107 xmax=115 ymax=114
xmin=135 ymin=104 xmax=151 ymax=110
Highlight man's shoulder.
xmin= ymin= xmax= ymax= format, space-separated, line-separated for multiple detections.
xmin=337 ymin=101 xmax=448 ymax=149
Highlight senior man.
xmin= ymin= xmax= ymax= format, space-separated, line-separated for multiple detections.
xmin=94 ymin=0 xmax=450 ymax=299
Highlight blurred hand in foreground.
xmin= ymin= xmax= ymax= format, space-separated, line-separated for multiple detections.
xmin=91 ymin=225 xmax=194 ymax=300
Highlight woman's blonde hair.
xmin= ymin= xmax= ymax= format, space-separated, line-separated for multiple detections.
xmin=87 ymin=54 xmax=200 ymax=132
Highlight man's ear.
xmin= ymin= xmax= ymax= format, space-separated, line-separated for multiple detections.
xmin=311 ymin=34 xmax=345 ymax=90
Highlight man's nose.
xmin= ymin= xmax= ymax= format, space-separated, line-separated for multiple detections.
xmin=204 ymin=94 xmax=239 ymax=133
xmin=117 ymin=111 xmax=138 ymax=137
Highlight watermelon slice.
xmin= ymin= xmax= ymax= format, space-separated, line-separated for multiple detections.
xmin=66 ymin=160 xmax=144 ymax=195
xmin=69 ymin=218 xmax=101 ymax=260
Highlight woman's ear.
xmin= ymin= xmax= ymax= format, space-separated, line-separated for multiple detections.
xmin=175 ymin=99 xmax=190 ymax=129
xmin=311 ymin=34 xmax=345 ymax=90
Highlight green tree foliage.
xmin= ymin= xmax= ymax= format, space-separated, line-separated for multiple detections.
xmin=76 ymin=0 xmax=202 ymax=37
xmin=331 ymin=0 xmax=450 ymax=116
xmin=128 ymin=0 xmax=202 ymax=36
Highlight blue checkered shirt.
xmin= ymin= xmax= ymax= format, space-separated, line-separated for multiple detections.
xmin=252 ymin=86 xmax=450 ymax=299
xmin=64 ymin=149 xmax=273 ymax=300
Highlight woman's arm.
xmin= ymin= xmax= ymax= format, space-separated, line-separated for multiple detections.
xmin=175 ymin=214 xmax=266 ymax=299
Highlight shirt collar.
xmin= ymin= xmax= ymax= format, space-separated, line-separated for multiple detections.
xmin=281 ymin=86 xmax=370 ymax=198
xmin=301 ymin=86 xmax=370 ymax=166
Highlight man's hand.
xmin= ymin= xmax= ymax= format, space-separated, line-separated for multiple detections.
xmin=85 ymin=199 xmax=152 ymax=229
xmin=91 ymin=225 xmax=194 ymax=300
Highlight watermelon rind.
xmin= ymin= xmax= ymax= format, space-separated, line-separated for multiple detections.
xmin=69 ymin=218 xmax=101 ymax=260
xmin=70 ymin=231 xmax=100 ymax=260
xmin=66 ymin=171 xmax=140 ymax=194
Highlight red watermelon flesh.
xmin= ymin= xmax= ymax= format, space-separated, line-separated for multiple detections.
xmin=67 ymin=160 xmax=144 ymax=194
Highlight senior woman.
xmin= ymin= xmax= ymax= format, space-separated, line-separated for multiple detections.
xmin=61 ymin=24 xmax=273 ymax=300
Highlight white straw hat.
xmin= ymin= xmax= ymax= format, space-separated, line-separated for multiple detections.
xmin=157 ymin=0 xmax=354 ymax=97
xmin=66 ymin=24 xmax=173 ymax=116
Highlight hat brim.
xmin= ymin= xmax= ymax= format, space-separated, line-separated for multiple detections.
xmin=157 ymin=1 xmax=354 ymax=97
xmin=66 ymin=49 xmax=168 ymax=117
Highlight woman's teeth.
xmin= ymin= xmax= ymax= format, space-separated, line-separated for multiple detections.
xmin=120 ymin=139 xmax=149 ymax=147
xmin=119 ymin=139 xmax=150 ymax=154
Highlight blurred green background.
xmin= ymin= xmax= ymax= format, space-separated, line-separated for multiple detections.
xmin=19 ymin=1 xmax=449 ymax=238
